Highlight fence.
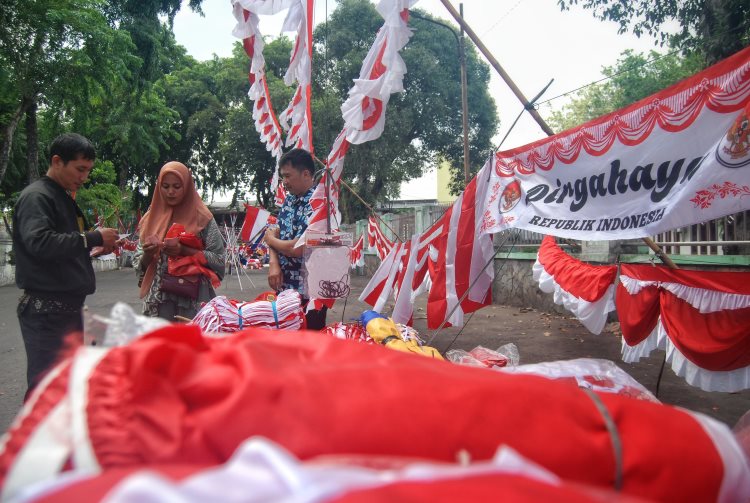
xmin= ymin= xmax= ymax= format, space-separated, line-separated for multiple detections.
xmin=354 ymin=206 xmax=750 ymax=260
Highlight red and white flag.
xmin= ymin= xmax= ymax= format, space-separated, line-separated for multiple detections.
xmin=278 ymin=0 xmax=314 ymax=153
xmin=273 ymin=178 xmax=286 ymax=207
xmin=359 ymin=241 xmax=407 ymax=313
xmin=482 ymin=46 xmax=750 ymax=240
xmin=240 ymin=204 xmax=271 ymax=242
xmin=366 ymin=215 xmax=394 ymax=260
xmin=349 ymin=235 xmax=365 ymax=269
xmin=389 ymin=217 xmax=444 ymax=325
xmin=426 ymin=159 xmax=495 ymax=329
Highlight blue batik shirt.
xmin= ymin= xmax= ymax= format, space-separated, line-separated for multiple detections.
xmin=278 ymin=187 xmax=314 ymax=296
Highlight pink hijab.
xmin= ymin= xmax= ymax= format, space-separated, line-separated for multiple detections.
xmin=138 ymin=162 xmax=214 ymax=298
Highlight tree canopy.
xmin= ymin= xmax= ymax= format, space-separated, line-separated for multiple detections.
xmin=557 ymin=0 xmax=750 ymax=64
xmin=0 ymin=0 xmax=499 ymax=224
xmin=546 ymin=49 xmax=704 ymax=132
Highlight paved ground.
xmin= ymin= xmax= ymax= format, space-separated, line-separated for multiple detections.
xmin=1 ymin=267 xmax=749 ymax=432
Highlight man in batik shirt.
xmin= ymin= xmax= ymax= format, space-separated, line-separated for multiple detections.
xmin=264 ymin=148 xmax=327 ymax=329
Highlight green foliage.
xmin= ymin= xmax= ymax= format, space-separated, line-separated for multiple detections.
xmin=309 ymin=0 xmax=498 ymax=217
xmin=2 ymin=0 xmax=500 ymax=225
xmin=546 ymin=49 xmax=704 ymax=132
xmin=75 ymin=160 xmax=130 ymax=227
xmin=557 ymin=0 xmax=750 ymax=64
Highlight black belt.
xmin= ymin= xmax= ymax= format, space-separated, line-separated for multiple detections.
xmin=23 ymin=290 xmax=85 ymax=308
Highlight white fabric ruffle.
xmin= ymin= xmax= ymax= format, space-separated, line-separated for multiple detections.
xmin=619 ymin=275 xmax=750 ymax=313
xmin=621 ymin=318 xmax=750 ymax=392
xmin=532 ymin=259 xmax=615 ymax=335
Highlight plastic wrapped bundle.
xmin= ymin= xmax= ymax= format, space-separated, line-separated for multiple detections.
xmin=191 ymin=290 xmax=305 ymax=333
xmin=360 ymin=311 xmax=443 ymax=359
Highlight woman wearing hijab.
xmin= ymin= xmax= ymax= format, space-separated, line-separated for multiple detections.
xmin=133 ymin=162 xmax=225 ymax=320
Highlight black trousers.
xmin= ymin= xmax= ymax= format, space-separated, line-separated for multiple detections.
xmin=18 ymin=302 xmax=83 ymax=396
xmin=304 ymin=306 xmax=328 ymax=331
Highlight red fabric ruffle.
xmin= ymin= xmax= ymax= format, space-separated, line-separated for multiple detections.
xmin=537 ymin=236 xmax=617 ymax=302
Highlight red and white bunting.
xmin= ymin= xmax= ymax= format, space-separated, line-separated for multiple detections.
xmin=366 ymin=215 xmax=394 ymax=260
xmin=618 ymin=264 xmax=750 ymax=392
xmin=482 ymin=46 xmax=750 ymax=240
xmin=278 ymin=0 xmax=314 ymax=153
xmin=236 ymin=0 xmax=296 ymax=14
xmin=532 ymin=236 xmax=617 ymax=334
xmin=349 ymin=234 xmax=365 ymax=269
xmin=341 ymin=0 xmax=416 ymax=144
xmin=231 ymin=0 xmax=286 ymax=202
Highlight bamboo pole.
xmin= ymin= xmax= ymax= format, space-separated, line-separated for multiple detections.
xmin=642 ymin=237 xmax=679 ymax=269
xmin=438 ymin=0 xmax=678 ymax=269
xmin=311 ymin=154 xmax=403 ymax=242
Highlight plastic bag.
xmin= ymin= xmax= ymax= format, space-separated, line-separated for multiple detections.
xmin=446 ymin=343 xmax=520 ymax=369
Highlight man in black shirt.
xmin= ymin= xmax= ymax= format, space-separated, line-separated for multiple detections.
xmin=13 ymin=133 xmax=118 ymax=394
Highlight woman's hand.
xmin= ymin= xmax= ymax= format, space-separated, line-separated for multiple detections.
xmin=141 ymin=235 xmax=161 ymax=266
xmin=162 ymin=237 xmax=183 ymax=257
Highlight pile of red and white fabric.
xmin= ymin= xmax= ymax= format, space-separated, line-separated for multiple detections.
xmin=1 ymin=327 xmax=748 ymax=502
xmin=191 ymin=290 xmax=304 ymax=333
xmin=322 ymin=321 xmax=373 ymax=344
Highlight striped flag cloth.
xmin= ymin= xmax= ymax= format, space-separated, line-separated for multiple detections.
xmin=240 ymin=204 xmax=271 ymax=242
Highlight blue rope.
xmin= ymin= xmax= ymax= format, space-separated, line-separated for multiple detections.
xmin=272 ymin=300 xmax=280 ymax=329
xmin=238 ymin=306 xmax=243 ymax=330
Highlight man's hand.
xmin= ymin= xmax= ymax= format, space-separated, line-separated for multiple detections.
xmin=264 ymin=226 xmax=280 ymax=246
xmin=98 ymin=228 xmax=119 ymax=249
xmin=268 ymin=262 xmax=283 ymax=291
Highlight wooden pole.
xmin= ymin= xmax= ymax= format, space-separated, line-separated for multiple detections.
xmin=642 ymin=237 xmax=679 ymax=269
xmin=311 ymin=154 xmax=403 ymax=242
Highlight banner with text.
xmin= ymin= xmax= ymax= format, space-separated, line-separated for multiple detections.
xmin=481 ymin=46 xmax=750 ymax=240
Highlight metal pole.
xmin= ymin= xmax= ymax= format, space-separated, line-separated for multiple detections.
xmin=459 ymin=3 xmax=470 ymax=185
xmin=324 ymin=166 xmax=332 ymax=235
xmin=438 ymin=0 xmax=555 ymax=137
xmin=438 ymin=0 xmax=678 ymax=269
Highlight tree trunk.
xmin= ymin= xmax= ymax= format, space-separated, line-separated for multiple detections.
xmin=118 ymin=162 xmax=129 ymax=192
xmin=0 ymin=96 xmax=32 ymax=186
xmin=26 ymin=101 xmax=40 ymax=183
xmin=2 ymin=213 xmax=12 ymax=236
